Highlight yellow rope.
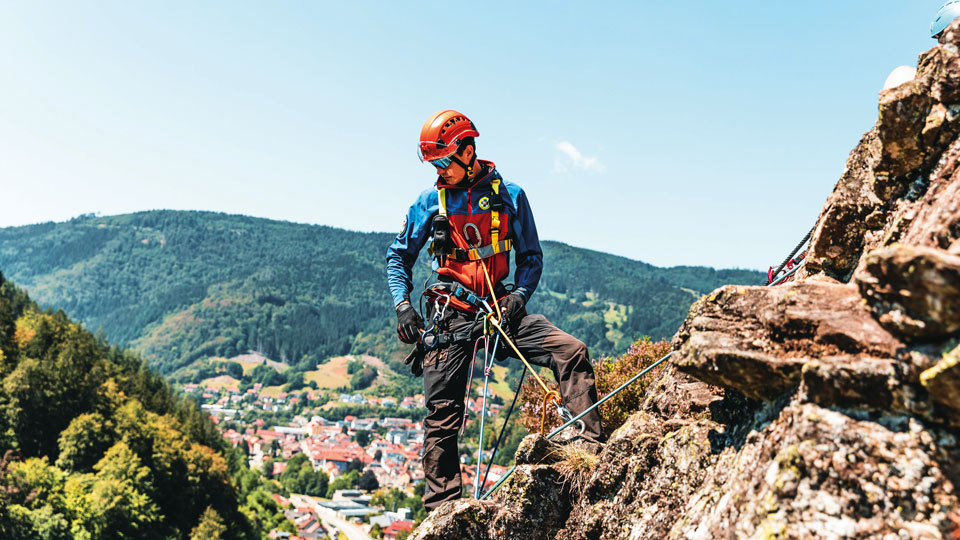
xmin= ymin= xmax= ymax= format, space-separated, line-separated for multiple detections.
xmin=485 ymin=314 xmax=553 ymax=395
xmin=475 ymin=236 xmax=560 ymax=429
xmin=540 ymin=391 xmax=561 ymax=434
xmin=477 ymin=255 xmax=503 ymax=322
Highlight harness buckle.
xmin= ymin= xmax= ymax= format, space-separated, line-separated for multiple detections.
xmin=420 ymin=293 xmax=450 ymax=350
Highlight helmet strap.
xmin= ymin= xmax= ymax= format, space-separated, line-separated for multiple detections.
xmin=449 ymin=153 xmax=477 ymax=183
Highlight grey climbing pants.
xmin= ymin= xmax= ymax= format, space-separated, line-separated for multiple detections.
xmin=420 ymin=305 xmax=603 ymax=512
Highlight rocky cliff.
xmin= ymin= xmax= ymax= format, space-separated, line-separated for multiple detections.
xmin=409 ymin=22 xmax=960 ymax=540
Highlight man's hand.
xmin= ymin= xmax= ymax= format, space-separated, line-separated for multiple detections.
xmin=396 ymin=301 xmax=424 ymax=344
xmin=497 ymin=291 xmax=526 ymax=324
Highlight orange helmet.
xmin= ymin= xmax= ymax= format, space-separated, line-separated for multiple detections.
xmin=418 ymin=110 xmax=479 ymax=163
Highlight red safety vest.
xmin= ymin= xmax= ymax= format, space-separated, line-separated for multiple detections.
xmin=430 ymin=175 xmax=513 ymax=310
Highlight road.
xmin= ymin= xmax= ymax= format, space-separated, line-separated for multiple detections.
xmin=289 ymin=494 xmax=374 ymax=540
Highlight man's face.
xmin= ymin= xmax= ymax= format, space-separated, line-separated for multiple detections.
xmin=435 ymin=145 xmax=474 ymax=185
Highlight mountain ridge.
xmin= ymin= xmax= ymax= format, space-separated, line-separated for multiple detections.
xmin=0 ymin=210 xmax=762 ymax=379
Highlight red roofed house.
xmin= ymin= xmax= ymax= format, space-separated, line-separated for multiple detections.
xmin=270 ymin=493 xmax=290 ymax=507
xmin=383 ymin=520 xmax=415 ymax=540
xmin=299 ymin=519 xmax=323 ymax=539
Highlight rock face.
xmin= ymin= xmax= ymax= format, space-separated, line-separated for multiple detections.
xmin=410 ymin=20 xmax=960 ymax=540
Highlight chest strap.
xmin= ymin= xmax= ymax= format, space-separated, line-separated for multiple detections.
xmin=446 ymin=240 xmax=513 ymax=261
xmin=428 ymin=180 xmax=511 ymax=261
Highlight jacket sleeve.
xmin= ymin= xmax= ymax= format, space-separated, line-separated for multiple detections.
xmin=508 ymin=187 xmax=543 ymax=301
xmin=386 ymin=192 xmax=434 ymax=307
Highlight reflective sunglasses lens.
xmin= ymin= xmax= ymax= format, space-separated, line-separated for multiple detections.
xmin=430 ymin=157 xmax=452 ymax=169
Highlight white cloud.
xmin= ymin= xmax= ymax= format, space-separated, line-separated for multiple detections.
xmin=553 ymin=141 xmax=604 ymax=174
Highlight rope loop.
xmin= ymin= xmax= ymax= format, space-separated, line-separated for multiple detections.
xmin=540 ymin=391 xmax=562 ymax=434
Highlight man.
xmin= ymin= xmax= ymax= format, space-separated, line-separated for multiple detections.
xmin=386 ymin=110 xmax=604 ymax=511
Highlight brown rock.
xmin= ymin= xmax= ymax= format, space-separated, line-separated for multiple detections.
xmin=669 ymin=403 xmax=960 ymax=539
xmin=410 ymin=464 xmax=572 ymax=540
xmin=673 ymin=281 xmax=902 ymax=401
xmin=856 ymin=244 xmax=960 ymax=339
xmin=803 ymin=129 xmax=881 ymax=280
xmin=800 ymin=356 xmax=900 ymax=411
xmin=920 ymin=344 xmax=960 ymax=414
xmin=515 ymin=433 xmax=563 ymax=465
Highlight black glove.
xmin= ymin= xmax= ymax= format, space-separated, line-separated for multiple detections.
xmin=404 ymin=344 xmax=424 ymax=377
xmin=396 ymin=301 xmax=424 ymax=344
xmin=498 ymin=292 xmax=526 ymax=324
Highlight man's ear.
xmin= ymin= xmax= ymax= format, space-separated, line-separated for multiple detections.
xmin=461 ymin=144 xmax=475 ymax=161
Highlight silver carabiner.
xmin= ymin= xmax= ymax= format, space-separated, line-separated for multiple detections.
xmin=556 ymin=405 xmax=586 ymax=436
xmin=434 ymin=293 xmax=450 ymax=321
xmin=463 ymin=222 xmax=482 ymax=248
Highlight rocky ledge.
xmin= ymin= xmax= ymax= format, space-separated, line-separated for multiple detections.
xmin=410 ymin=19 xmax=960 ymax=540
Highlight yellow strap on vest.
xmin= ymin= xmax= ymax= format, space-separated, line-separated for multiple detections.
xmin=438 ymin=188 xmax=448 ymax=217
xmin=432 ymin=182 xmax=510 ymax=262
xmin=428 ymin=188 xmax=447 ymax=258
xmin=490 ymin=178 xmax=500 ymax=246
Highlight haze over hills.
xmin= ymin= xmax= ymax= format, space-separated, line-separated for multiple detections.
xmin=0 ymin=210 xmax=762 ymax=381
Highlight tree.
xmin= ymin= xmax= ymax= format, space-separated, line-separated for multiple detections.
xmin=189 ymin=507 xmax=227 ymax=540
xmin=373 ymin=450 xmax=382 ymax=462
xmin=325 ymin=470 xmax=359 ymax=498
xmin=222 ymin=362 xmax=244 ymax=380
xmin=261 ymin=458 xmax=275 ymax=479
xmin=56 ymin=412 xmax=116 ymax=472
xmin=354 ymin=430 xmax=371 ymax=448
xmin=358 ymin=470 xmax=379 ymax=492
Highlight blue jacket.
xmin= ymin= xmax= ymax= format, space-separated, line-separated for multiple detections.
xmin=386 ymin=163 xmax=543 ymax=307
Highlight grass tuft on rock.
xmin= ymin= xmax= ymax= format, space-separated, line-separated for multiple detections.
xmin=551 ymin=444 xmax=599 ymax=494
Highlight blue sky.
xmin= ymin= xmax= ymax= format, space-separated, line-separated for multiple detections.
xmin=0 ymin=1 xmax=945 ymax=269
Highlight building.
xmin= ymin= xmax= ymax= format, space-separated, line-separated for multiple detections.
xmin=383 ymin=520 xmax=415 ymax=540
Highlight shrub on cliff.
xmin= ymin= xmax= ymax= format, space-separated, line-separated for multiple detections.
xmin=518 ymin=337 xmax=672 ymax=438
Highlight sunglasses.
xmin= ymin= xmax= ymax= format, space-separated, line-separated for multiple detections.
xmin=427 ymin=155 xmax=454 ymax=169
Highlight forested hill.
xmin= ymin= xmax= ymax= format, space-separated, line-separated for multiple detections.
xmin=0 ymin=271 xmax=285 ymax=539
xmin=0 ymin=211 xmax=761 ymax=377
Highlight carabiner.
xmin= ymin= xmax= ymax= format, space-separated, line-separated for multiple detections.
xmin=420 ymin=294 xmax=450 ymax=351
xmin=463 ymin=222 xmax=482 ymax=248
xmin=556 ymin=405 xmax=586 ymax=436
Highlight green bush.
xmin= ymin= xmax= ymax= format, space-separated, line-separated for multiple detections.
xmin=518 ymin=337 xmax=672 ymax=438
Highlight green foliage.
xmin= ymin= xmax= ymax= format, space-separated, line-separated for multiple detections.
xmin=189 ymin=507 xmax=227 ymax=540
xmin=249 ymin=364 xmax=284 ymax=387
xmin=325 ymin=469 xmax=359 ymax=498
xmin=350 ymin=366 xmax=378 ymax=391
xmin=370 ymin=486 xmax=426 ymax=521
xmin=222 ymin=362 xmax=244 ymax=380
xmin=277 ymin=453 xmax=328 ymax=497
xmin=0 ymin=211 xmax=762 ymax=383
xmin=319 ymin=404 xmax=426 ymax=422
xmin=518 ymin=337 xmax=673 ymax=437
xmin=0 ymin=272 xmax=262 ymax=539
xmin=358 ymin=469 xmax=379 ymax=491
xmin=354 ymin=429 xmax=372 ymax=448
xmin=592 ymin=337 xmax=673 ymax=437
